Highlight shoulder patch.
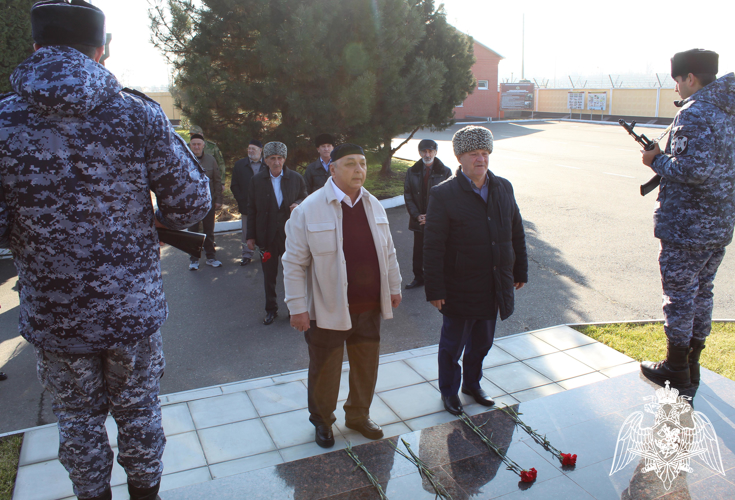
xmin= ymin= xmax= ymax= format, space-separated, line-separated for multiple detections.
xmin=121 ymin=87 xmax=159 ymax=106
xmin=672 ymin=135 xmax=689 ymax=156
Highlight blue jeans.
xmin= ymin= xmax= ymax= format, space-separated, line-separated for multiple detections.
xmin=438 ymin=315 xmax=497 ymax=397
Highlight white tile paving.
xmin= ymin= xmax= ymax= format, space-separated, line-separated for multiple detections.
xmin=12 ymin=324 xmax=640 ymax=500
xmin=198 ymin=419 xmax=275 ymax=464
xmin=188 ymin=392 xmax=258 ymax=429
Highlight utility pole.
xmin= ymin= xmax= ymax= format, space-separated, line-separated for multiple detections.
xmin=521 ymin=13 xmax=525 ymax=80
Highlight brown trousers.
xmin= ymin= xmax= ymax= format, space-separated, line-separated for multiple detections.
xmin=304 ymin=308 xmax=381 ymax=427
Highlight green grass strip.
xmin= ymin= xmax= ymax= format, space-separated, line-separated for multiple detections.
xmin=0 ymin=434 xmax=23 ymax=500
xmin=572 ymin=321 xmax=735 ymax=380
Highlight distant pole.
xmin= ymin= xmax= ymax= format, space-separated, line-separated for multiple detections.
xmin=521 ymin=13 xmax=525 ymax=80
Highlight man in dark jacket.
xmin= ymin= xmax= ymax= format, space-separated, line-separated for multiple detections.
xmin=0 ymin=2 xmax=212 ymax=499
xmin=424 ymin=125 xmax=528 ymax=416
xmin=231 ymin=139 xmax=264 ymax=265
xmin=247 ymin=142 xmax=307 ymax=324
xmin=403 ymin=139 xmax=451 ymax=289
xmin=304 ymin=133 xmax=335 ymax=194
xmin=639 ymin=49 xmax=735 ymax=388
xmin=188 ymin=133 xmax=223 ymax=270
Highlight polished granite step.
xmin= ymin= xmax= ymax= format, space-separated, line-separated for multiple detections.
xmin=159 ymin=370 xmax=735 ymax=499
xmin=12 ymin=325 xmax=728 ymax=499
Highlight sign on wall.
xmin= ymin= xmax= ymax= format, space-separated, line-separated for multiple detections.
xmin=567 ymin=92 xmax=585 ymax=110
xmin=500 ymin=83 xmax=535 ymax=111
xmin=587 ymin=92 xmax=607 ymax=111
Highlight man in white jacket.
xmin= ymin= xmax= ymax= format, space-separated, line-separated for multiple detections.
xmin=283 ymin=143 xmax=402 ymax=448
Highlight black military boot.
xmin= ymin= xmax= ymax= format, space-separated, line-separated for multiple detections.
xmin=129 ymin=482 xmax=161 ymax=500
xmin=688 ymin=338 xmax=706 ymax=386
xmin=640 ymin=341 xmax=691 ymax=388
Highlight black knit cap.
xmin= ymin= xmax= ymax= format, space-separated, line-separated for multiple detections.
xmin=32 ymin=0 xmax=106 ymax=47
xmin=330 ymin=143 xmax=364 ymax=162
xmin=190 ymin=133 xmax=205 ymax=142
xmin=249 ymin=139 xmax=263 ymax=148
xmin=314 ymin=134 xmax=335 ymax=147
xmin=418 ymin=139 xmax=438 ymax=151
xmin=671 ymin=49 xmax=718 ymax=79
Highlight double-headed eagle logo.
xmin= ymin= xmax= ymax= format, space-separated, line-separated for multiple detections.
xmin=610 ymin=381 xmax=725 ymax=490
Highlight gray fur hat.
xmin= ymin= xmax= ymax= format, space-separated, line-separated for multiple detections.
xmin=452 ymin=125 xmax=493 ymax=157
xmin=263 ymin=141 xmax=287 ymax=158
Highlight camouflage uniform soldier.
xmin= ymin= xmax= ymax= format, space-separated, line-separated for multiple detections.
xmin=190 ymin=124 xmax=226 ymax=189
xmin=640 ymin=49 xmax=735 ymax=388
xmin=0 ymin=2 xmax=212 ymax=500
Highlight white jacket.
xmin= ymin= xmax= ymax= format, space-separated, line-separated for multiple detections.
xmin=283 ymin=179 xmax=402 ymax=330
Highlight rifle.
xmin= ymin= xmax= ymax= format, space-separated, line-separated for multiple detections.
xmin=156 ymin=228 xmax=206 ymax=258
xmin=618 ymin=120 xmax=673 ymax=196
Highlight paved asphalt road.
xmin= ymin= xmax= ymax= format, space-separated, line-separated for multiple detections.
xmin=1 ymin=120 xmax=734 ymax=433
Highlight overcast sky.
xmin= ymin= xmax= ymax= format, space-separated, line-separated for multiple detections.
xmin=92 ymin=0 xmax=735 ymax=89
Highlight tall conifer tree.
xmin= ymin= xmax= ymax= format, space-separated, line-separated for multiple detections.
xmin=150 ymin=0 xmax=475 ymax=174
xmin=0 ymin=0 xmax=36 ymax=94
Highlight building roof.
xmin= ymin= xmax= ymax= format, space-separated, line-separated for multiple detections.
xmin=473 ymin=40 xmax=504 ymax=60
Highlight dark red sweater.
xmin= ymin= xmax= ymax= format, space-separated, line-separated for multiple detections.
xmin=342 ymin=200 xmax=381 ymax=315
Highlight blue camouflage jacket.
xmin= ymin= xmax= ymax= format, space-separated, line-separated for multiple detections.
xmin=651 ymin=72 xmax=735 ymax=250
xmin=0 ymin=46 xmax=212 ymax=353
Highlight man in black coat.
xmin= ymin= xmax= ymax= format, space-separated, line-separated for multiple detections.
xmin=403 ymin=139 xmax=452 ymax=289
xmin=247 ymin=142 xmax=308 ymax=325
xmin=424 ymin=125 xmax=528 ymax=416
xmin=231 ymin=139 xmax=264 ymax=265
xmin=303 ymin=133 xmax=335 ymax=194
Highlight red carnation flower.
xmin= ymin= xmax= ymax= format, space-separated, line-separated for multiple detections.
xmin=561 ymin=453 xmax=577 ymax=466
xmin=520 ymin=467 xmax=537 ymax=483
xmin=262 ymin=251 xmax=272 ymax=263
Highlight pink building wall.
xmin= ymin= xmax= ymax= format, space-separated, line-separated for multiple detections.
xmin=454 ymin=41 xmax=503 ymax=119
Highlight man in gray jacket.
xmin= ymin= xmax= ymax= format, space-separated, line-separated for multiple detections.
xmin=0 ymin=2 xmax=211 ymax=499
xmin=640 ymin=49 xmax=735 ymax=388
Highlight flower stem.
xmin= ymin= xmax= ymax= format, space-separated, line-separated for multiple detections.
xmin=387 ymin=439 xmax=453 ymax=500
xmin=345 ymin=442 xmax=388 ymax=500
xmin=459 ymin=413 xmax=529 ymax=477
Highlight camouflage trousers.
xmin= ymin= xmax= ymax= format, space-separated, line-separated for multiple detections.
xmin=659 ymin=241 xmax=726 ymax=346
xmin=34 ymin=331 xmax=166 ymax=499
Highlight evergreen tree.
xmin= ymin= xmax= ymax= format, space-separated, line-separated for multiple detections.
xmin=150 ymin=0 xmax=475 ymax=174
xmin=0 ymin=0 xmax=36 ymax=94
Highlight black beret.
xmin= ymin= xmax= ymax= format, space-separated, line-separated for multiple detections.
xmin=190 ymin=133 xmax=205 ymax=142
xmin=418 ymin=139 xmax=438 ymax=151
xmin=671 ymin=49 xmax=718 ymax=79
xmin=331 ymin=143 xmax=365 ymax=162
xmin=32 ymin=0 xmax=106 ymax=47
xmin=315 ymin=134 xmax=335 ymax=147
xmin=249 ymin=139 xmax=263 ymax=148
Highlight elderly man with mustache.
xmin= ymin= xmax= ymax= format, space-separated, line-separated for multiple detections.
xmin=282 ymin=143 xmax=402 ymax=448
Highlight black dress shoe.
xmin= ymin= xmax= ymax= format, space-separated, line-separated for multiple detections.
xmin=263 ymin=311 xmax=278 ymax=325
xmin=462 ymin=386 xmax=495 ymax=407
xmin=0 ymin=372 xmax=6 ymax=381
xmin=315 ymin=424 xmax=335 ymax=448
xmin=405 ymin=278 xmax=424 ymax=289
xmin=441 ymin=394 xmax=463 ymax=416
xmin=240 ymin=258 xmax=252 ymax=266
xmin=345 ymin=418 xmax=384 ymax=440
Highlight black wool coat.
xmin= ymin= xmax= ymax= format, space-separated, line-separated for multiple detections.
xmin=404 ymin=158 xmax=452 ymax=232
xmin=304 ymin=159 xmax=331 ymax=194
xmin=246 ymin=167 xmax=307 ymax=249
xmin=423 ymin=169 xmax=528 ymax=321
xmin=231 ymin=157 xmax=265 ymax=214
